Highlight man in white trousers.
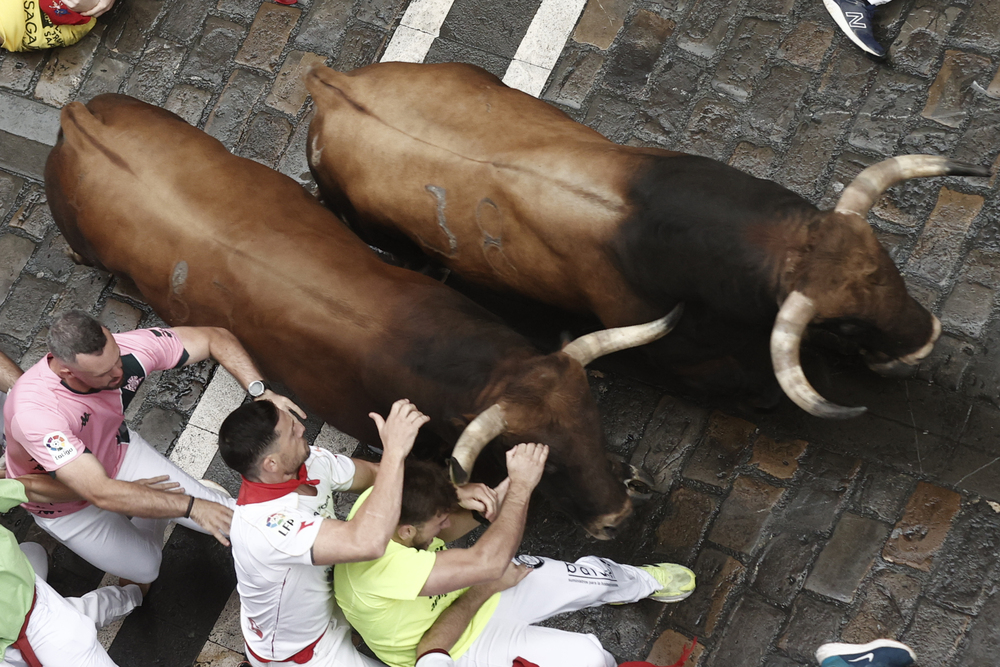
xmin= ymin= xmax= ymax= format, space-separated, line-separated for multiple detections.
xmin=3 ymin=309 xmax=303 ymax=589
xmin=336 ymin=447 xmax=697 ymax=667
xmin=1 ymin=478 xmax=142 ymax=667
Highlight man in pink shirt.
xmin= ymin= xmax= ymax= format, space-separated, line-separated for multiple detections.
xmin=3 ymin=309 xmax=303 ymax=590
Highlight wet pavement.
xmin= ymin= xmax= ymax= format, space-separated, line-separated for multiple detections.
xmin=1 ymin=0 xmax=1000 ymax=665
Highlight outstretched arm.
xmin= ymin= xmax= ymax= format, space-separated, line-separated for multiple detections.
xmin=0 ymin=350 xmax=22 ymax=393
xmin=311 ymin=399 xmax=428 ymax=565
xmin=172 ymin=326 xmax=306 ymax=419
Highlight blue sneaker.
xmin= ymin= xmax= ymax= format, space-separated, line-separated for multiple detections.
xmin=816 ymin=639 xmax=916 ymax=667
xmin=822 ymin=0 xmax=886 ymax=57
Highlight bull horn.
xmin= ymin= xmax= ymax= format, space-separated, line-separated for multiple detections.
xmin=836 ymin=155 xmax=990 ymax=219
xmin=449 ymin=403 xmax=507 ymax=485
xmin=771 ymin=291 xmax=867 ymax=419
xmin=562 ymin=303 xmax=684 ymax=367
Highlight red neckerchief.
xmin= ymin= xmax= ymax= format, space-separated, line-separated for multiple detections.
xmin=236 ymin=464 xmax=319 ymax=505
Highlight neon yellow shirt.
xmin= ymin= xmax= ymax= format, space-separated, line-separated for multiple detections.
xmin=0 ymin=0 xmax=95 ymax=52
xmin=334 ymin=488 xmax=500 ymax=667
xmin=0 ymin=480 xmax=35 ymax=659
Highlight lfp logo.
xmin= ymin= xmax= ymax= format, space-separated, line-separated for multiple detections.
xmin=43 ymin=432 xmax=78 ymax=463
xmin=266 ymin=513 xmax=287 ymax=528
xmin=265 ymin=512 xmax=296 ymax=536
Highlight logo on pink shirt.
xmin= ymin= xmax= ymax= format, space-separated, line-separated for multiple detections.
xmin=43 ymin=432 xmax=78 ymax=463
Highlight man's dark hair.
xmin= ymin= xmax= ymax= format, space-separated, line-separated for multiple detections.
xmin=47 ymin=310 xmax=107 ymax=363
xmin=219 ymin=400 xmax=280 ymax=479
xmin=400 ymin=460 xmax=459 ymax=526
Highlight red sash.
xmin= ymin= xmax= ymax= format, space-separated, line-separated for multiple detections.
xmin=10 ymin=590 xmax=42 ymax=667
xmin=245 ymin=630 xmax=326 ymax=664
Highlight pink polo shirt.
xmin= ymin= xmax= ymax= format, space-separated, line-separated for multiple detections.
xmin=3 ymin=328 xmax=188 ymax=517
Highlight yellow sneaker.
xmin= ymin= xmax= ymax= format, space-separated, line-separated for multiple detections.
xmin=641 ymin=563 xmax=696 ymax=602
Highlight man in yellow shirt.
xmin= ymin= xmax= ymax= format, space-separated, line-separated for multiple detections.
xmin=335 ymin=445 xmax=696 ymax=667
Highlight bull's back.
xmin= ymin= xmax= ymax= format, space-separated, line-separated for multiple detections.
xmin=306 ymin=63 xmax=658 ymax=322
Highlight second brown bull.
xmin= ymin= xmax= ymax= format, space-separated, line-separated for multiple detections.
xmin=305 ymin=62 xmax=990 ymax=419
xmin=43 ymin=94 xmax=681 ymax=540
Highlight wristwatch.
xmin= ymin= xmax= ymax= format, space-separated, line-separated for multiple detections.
xmin=247 ymin=380 xmax=267 ymax=398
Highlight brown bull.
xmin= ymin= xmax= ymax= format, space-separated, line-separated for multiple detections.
xmin=43 ymin=94 xmax=680 ymax=539
xmin=305 ymin=62 xmax=990 ymax=419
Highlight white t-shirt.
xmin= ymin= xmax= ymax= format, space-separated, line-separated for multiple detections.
xmin=232 ymin=447 xmax=356 ymax=661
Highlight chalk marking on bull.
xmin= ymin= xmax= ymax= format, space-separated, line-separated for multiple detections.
xmin=309 ymin=134 xmax=323 ymax=168
xmin=476 ymin=197 xmax=518 ymax=275
xmin=425 ymin=185 xmax=459 ymax=257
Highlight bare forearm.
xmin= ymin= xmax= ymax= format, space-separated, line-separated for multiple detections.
xmin=0 ymin=352 xmax=23 ymax=393
xmin=418 ymin=583 xmax=498 ymax=656
xmin=205 ymin=328 xmax=265 ymax=389
xmin=349 ymin=454 xmax=406 ymax=549
xmin=18 ymin=474 xmax=82 ymax=504
xmin=87 ymin=479 xmax=193 ymax=518
xmin=348 ymin=459 xmax=379 ymax=492
xmin=468 ymin=485 xmax=531 ymax=572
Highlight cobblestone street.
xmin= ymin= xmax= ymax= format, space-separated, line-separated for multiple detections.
xmin=1 ymin=0 xmax=999 ymax=665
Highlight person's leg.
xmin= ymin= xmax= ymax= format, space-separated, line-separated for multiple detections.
xmin=66 ymin=583 xmax=143 ymax=628
xmin=245 ymin=613 xmax=385 ymax=667
xmin=490 ymin=556 xmax=660 ymax=625
xmin=456 ymin=618 xmax=614 ymax=667
xmin=116 ymin=430 xmax=235 ymax=535
xmin=34 ymin=503 xmax=163 ymax=583
xmin=20 ymin=577 xmax=120 ymax=667
xmin=18 ymin=542 xmax=48 ymax=580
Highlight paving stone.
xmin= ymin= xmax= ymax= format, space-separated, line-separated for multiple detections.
xmin=204 ymin=68 xmax=269 ymax=150
xmin=907 ymin=188 xmax=984 ymax=286
xmin=112 ymin=275 xmax=147 ymax=302
xmin=33 ymin=25 xmax=104 ymax=107
xmin=441 ymin=0 xmax=542 ymax=62
xmin=939 ymin=445 xmax=1000 ymax=501
xmin=295 ymin=0 xmax=352 ymax=55
xmin=728 ymin=142 xmax=774 ymax=180
xmin=164 ymin=84 xmax=213 ymax=127
xmin=99 ymin=298 xmax=143 ymax=333
xmin=805 ymin=513 xmax=891 ymax=603
xmin=711 ymin=18 xmax=780 ymax=103
xmin=925 ymin=500 xmax=1000 ymax=612
xmin=776 ymin=450 xmax=861 ymax=532
xmin=777 ymin=595 xmax=843 ymax=662
xmin=0 ymin=92 xmax=61 ymax=148
xmin=953 ymin=0 xmax=1000 ymax=53
xmin=573 ymin=0 xmax=630 ymax=50
xmin=780 ymin=108 xmax=851 ymax=200
xmin=584 ymin=93 xmax=637 ymax=144
xmin=545 ymin=48 xmax=605 ymax=110
xmin=277 ymin=106 xmax=315 ymax=187
xmin=424 ymin=38 xmax=509 ymax=80
xmin=236 ymin=3 xmax=301 ymax=73
xmin=951 ymin=107 xmax=1000 ymax=167
xmin=744 ymin=0 xmax=794 ymax=12
xmin=159 ymin=0 xmax=211 ymax=43
xmin=77 ymin=54 xmax=130 ymax=102
xmin=960 ymin=249 xmax=1000 ymax=290
xmin=841 ymin=568 xmax=921 ymax=643
xmin=749 ymin=435 xmax=806 ymax=480
xmin=125 ymin=37 xmax=187 ymax=105
xmin=777 ymin=21 xmax=833 ymax=71
xmin=0 ymin=234 xmax=36 ymax=304
xmin=356 ymin=0 xmax=407 ymax=29
xmin=646 ymin=630 xmax=703 ymax=667
xmin=136 ymin=406 xmax=186 ymax=454
xmin=817 ymin=44 xmax=877 ymax=102
xmin=752 ymin=531 xmax=822 ymax=606
xmin=708 ymin=475 xmax=785 ymax=554
xmin=941 ymin=282 xmax=994 ymax=338
xmin=10 ymin=189 xmax=54 ymax=240
xmin=19 ymin=326 xmax=49 ymax=370
xmin=0 ymin=276 xmax=60 ymax=340
xmin=27 ymin=233 xmax=76 ymax=283
xmin=883 ymin=481 xmax=961 ymax=572
xmin=643 ymin=55 xmax=703 ymax=140
xmin=890 ymin=1 xmax=962 ymax=76
xmin=683 ymin=411 xmax=755 ymax=488
xmin=706 ymin=593 xmax=784 ymax=667
xmin=959 ymin=583 xmax=1000 ymax=665
xmin=266 ymin=51 xmax=327 ymax=116
xmin=593 ymin=376 xmax=663 ymax=455
xmin=683 ymin=95 xmax=739 ymax=161
xmin=654 ymin=485 xmax=719 ymax=563
xmin=215 ymin=0 xmax=259 ymax=20
xmin=51 ymin=265 xmax=111 ymax=313
xmin=0 ymin=172 xmax=24 ymax=221
xmin=922 ymin=50 xmax=994 ymax=129
xmin=848 ymin=69 xmax=925 ymax=154
xmin=676 ymin=0 xmax=739 ymax=59
xmin=236 ymin=111 xmax=293 ymax=168
xmin=901 ymin=600 xmax=970 ymax=666
xmin=332 ymin=23 xmax=384 ymax=72
xmin=851 ymin=465 xmax=914 ymax=523
xmin=668 ymin=548 xmax=745 ymax=638
xmin=182 ymin=17 xmax=244 ymax=87
xmin=899 ymin=123 xmax=960 ymax=158
xmin=0 ymin=51 xmax=47 ymax=93
xmin=746 ymin=65 xmax=810 ymax=143
xmin=629 ymin=395 xmax=709 ymax=493
xmin=603 ymin=10 xmax=675 ymax=97
xmin=104 ymin=0 xmax=166 ymax=58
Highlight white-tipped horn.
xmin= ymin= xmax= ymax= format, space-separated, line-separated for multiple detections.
xmin=771 ymin=291 xmax=866 ymax=419
xmin=449 ymin=403 xmax=507 ymax=485
xmin=836 ymin=155 xmax=991 ymax=219
xmin=562 ymin=303 xmax=684 ymax=367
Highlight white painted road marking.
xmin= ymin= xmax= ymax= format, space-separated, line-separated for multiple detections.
xmin=504 ymin=0 xmax=589 ymax=96
xmin=380 ymin=0 xmax=458 ymax=63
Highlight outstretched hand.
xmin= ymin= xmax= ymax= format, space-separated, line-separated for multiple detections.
xmin=188 ymin=498 xmax=234 ymax=547
xmin=259 ymin=389 xmax=306 ymax=420
xmin=62 ymin=0 xmax=117 ymax=17
xmin=134 ymin=475 xmax=183 ymax=494
xmin=369 ymin=399 xmax=429 ymax=460
xmin=456 ymin=482 xmax=500 ymax=522
xmin=505 ymin=443 xmax=548 ymax=492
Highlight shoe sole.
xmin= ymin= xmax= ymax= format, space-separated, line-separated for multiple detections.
xmin=648 ymin=588 xmax=695 ymax=603
xmin=821 ymin=0 xmax=884 ymax=57
xmin=816 ymin=639 xmax=916 ymax=664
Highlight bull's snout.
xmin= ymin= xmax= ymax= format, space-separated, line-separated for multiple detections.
xmin=866 ymin=315 xmax=941 ymax=376
xmin=583 ymin=499 xmax=633 ymax=540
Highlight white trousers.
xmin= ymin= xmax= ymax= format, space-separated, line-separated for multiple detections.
xmin=33 ymin=430 xmax=236 ymax=583
xmin=245 ymin=607 xmax=385 ymax=667
xmin=1 ymin=543 xmax=142 ymax=667
xmin=456 ymin=556 xmax=660 ymax=667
